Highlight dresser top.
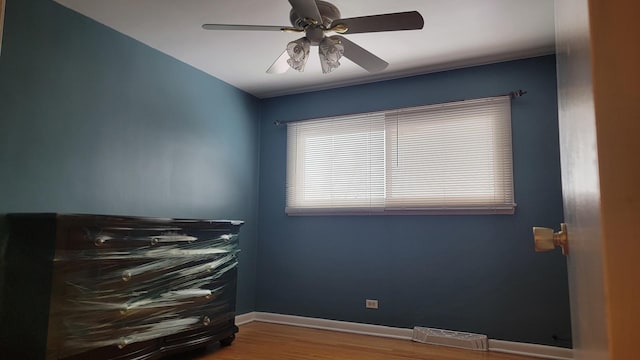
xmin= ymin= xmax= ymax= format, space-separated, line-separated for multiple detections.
xmin=6 ymin=213 xmax=244 ymax=227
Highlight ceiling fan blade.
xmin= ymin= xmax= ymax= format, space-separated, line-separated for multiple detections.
xmin=288 ymin=0 xmax=323 ymax=24
xmin=202 ymin=24 xmax=292 ymax=31
xmin=266 ymin=51 xmax=290 ymax=74
xmin=332 ymin=11 xmax=424 ymax=34
xmin=335 ymin=36 xmax=388 ymax=73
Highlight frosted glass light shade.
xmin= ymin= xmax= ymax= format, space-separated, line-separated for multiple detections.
xmin=319 ymin=36 xmax=344 ymax=74
xmin=286 ymin=37 xmax=310 ymax=72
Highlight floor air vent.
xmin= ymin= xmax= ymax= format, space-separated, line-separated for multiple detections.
xmin=412 ymin=327 xmax=488 ymax=351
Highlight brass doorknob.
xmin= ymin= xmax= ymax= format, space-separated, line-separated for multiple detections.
xmin=532 ymin=223 xmax=568 ymax=255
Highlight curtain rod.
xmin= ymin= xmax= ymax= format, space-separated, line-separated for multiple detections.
xmin=272 ymin=89 xmax=527 ymax=127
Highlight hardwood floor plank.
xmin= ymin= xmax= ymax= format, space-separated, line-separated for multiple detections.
xmin=194 ymin=322 xmax=543 ymax=360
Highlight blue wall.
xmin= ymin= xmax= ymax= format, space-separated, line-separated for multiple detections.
xmin=0 ymin=0 xmax=260 ymax=313
xmin=0 ymin=0 xmax=571 ymax=348
xmin=258 ymin=55 xmax=571 ymax=347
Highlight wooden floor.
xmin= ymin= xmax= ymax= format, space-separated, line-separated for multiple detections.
xmin=193 ymin=322 xmax=541 ymax=360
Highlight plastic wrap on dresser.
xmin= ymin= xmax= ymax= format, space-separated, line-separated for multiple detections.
xmin=0 ymin=213 xmax=244 ymax=360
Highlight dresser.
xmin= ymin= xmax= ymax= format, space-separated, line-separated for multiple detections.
xmin=0 ymin=213 xmax=243 ymax=359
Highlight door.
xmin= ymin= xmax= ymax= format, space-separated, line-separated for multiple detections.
xmin=555 ymin=0 xmax=640 ymax=359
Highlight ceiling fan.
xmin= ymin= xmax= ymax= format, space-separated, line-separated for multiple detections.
xmin=202 ymin=0 xmax=424 ymax=74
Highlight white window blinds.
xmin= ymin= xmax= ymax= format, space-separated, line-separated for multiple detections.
xmin=286 ymin=96 xmax=515 ymax=215
xmin=286 ymin=113 xmax=386 ymax=213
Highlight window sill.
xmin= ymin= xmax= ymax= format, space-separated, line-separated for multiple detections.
xmin=285 ymin=206 xmax=516 ymax=216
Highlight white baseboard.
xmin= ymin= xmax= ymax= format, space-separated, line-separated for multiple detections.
xmin=235 ymin=312 xmax=573 ymax=360
xmin=234 ymin=312 xmax=256 ymax=326
xmin=489 ymin=339 xmax=573 ymax=360
xmin=252 ymin=312 xmax=413 ymax=340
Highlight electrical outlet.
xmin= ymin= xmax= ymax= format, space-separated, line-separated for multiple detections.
xmin=365 ymin=299 xmax=379 ymax=309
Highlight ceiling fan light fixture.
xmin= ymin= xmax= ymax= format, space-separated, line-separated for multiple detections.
xmin=286 ymin=37 xmax=311 ymax=72
xmin=319 ymin=36 xmax=344 ymax=74
xmin=202 ymin=1 xmax=424 ymax=75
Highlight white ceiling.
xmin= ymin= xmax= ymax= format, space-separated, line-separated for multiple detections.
xmin=54 ymin=0 xmax=556 ymax=98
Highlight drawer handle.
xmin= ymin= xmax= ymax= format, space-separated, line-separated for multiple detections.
xmin=94 ymin=235 xmax=110 ymax=247
xmin=149 ymin=234 xmax=198 ymax=244
xmin=118 ymin=336 xmax=132 ymax=349
xmin=202 ymin=316 xmax=211 ymax=326
xmin=122 ymin=271 xmax=132 ymax=282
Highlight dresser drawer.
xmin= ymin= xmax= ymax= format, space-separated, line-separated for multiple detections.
xmin=58 ymin=337 xmax=161 ymax=360
xmin=56 ymin=223 xmax=238 ymax=251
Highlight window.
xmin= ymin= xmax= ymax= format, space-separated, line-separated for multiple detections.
xmin=286 ymin=96 xmax=515 ymax=215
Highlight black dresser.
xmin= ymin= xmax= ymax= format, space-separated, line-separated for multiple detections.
xmin=0 ymin=213 xmax=243 ymax=359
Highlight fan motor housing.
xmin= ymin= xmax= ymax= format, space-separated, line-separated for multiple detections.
xmin=289 ymin=1 xmax=341 ymax=29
